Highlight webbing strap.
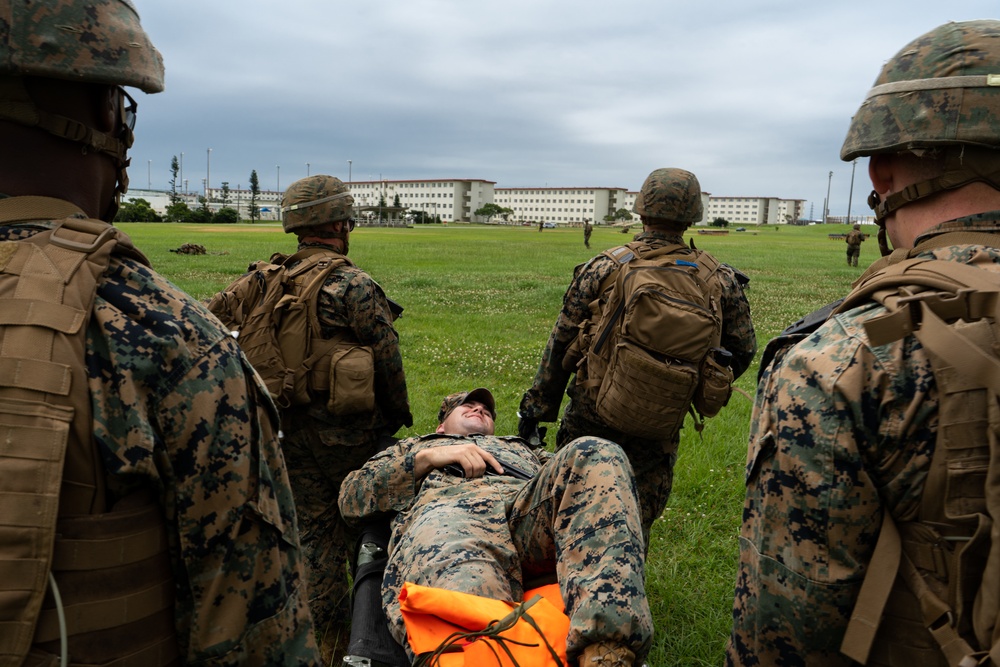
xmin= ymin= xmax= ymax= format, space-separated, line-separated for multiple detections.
xmin=841 ymin=509 xmax=902 ymax=663
xmin=0 ymin=299 xmax=86 ymax=332
xmin=33 ymin=580 xmax=174 ymax=643
xmin=51 ymin=523 xmax=168 ymax=572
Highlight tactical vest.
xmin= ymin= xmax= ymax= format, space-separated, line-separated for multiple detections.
xmin=0 ymin=198 xmax=177 ymax=667
xmin=822 ymin=231 xmax=1000 ymax=667
xmin=208 ymin=248 xmax=377 ymax=415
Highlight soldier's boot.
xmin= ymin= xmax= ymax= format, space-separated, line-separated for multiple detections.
xmin=578 ymin=642 xmax=635 ymax=666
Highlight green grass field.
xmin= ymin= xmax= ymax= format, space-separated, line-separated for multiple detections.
xmin=120 ymin=220 xmax=875 ymax=665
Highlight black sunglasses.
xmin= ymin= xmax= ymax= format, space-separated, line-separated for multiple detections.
xmin=119 ymin=87 xmax=137 ymax=134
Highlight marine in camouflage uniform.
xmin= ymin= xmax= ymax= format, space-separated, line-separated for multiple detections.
xmin=267 ymin=175 xmax=413 ymax=654
xmin=728 ymin=20 xmax=1000 ymax=666
xmin=519 ymin=169 xmax=756 ymax=540
xmin=0 ymin=2 xmax=318 ymax=664
xmin=845 ymin=223 xmax=864 ymax=266
xmin=339 ymin=388 xmax=652 ymax=667
xmin=584 ymin=220 xmax=593 ymax=248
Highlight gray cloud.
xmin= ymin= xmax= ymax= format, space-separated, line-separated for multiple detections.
xmin=128 ymin=1 xmax=998 ymax=216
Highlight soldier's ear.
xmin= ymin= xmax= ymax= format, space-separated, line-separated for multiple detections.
xmin=869 ymin=154 xmax=894 ymax=198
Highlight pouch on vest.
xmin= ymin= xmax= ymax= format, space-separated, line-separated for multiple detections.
xmin=326 ymin=345 xmax=376 ymax=415
xmin=692 ymin=349 xmax=734 ymax=419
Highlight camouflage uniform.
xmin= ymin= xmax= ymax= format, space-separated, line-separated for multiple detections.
xmin=727 ymin=214 xmax=1000 ymax=665
xmin=0 ymin=202 xmax=319 ymax=665
xmin=845 ymin=227 xmax=864 ymax=266
xmin=519 ymin=228 xmax=756 ymax=538
xmin=729 ymin=19 xmax=1000 ymax=664
xmin=277 ymin=240 xmax=413 ymax=643
xmin=584 ymin=221 xmax=593 ymax=248
xmin=338 ymin=434 xmax=653 ymax=663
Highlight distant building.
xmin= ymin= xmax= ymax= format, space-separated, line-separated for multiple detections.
xmin=704 ymin=196 xmax=805 ymax=225
xmin=124 ymin=186 xmax=283 ymax=221
xmin=125 ymin=180 xmax=807 ymax=227
xmin=493 ymin=186 xmax=634 ymax=226
xmin=347 ymin=178 xmax=495 ymax=223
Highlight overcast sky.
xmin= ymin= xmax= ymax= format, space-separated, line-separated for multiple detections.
xmin=128 ymin=1 xmax=997 ymax=219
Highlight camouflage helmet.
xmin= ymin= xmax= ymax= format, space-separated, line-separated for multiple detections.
xmin=281 ymin=175 xmax=354 ymax=233
xmin=632 ymin=168 xmax=703 ymax=224
xmin=840 ymin=20 xmax=1000 ymax=249
xmin=0 ymin=0 xmax=164 ymax=93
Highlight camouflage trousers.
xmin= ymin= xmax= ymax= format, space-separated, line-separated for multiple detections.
xmin=847 ymin=245 xmax=860 ymax=266
xmin=556 ymin=402 xmax=677 ymax=546
xmin=279 ymin=416 xmax=382 ymax=658
xmin=383 ymin=438 xmax=653 ymax=662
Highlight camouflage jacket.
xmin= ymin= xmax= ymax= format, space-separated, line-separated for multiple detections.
xmin=519 ymin=229 xmax=757 ymax=423
xmin=727 ymin=213 xmax=1000 ymax=666
xmin=339 ymin=433 xmax=549 ymax=526
xmin=289 ymin=242 xmax=412 ymax=440
xmin=0 ymin=200 xmax=319 ymax=666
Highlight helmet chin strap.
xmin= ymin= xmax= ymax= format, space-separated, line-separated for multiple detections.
xmin=0 ymin=77 xmax=132 ymax=221
xmin=866 ymin=148 xmax=1000 ymax=256
xmin=866 ymin=190 xmax=893 ymax=257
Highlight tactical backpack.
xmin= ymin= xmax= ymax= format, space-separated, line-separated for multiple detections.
xmin=208 ymin=247 xmax=376 ymax=413
xmin=829 ymin=232 xmax=1000 ymax=666
xmin=570 ymin=241 xmax=733 ymax=441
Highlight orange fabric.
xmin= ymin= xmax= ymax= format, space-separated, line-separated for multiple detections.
xmin=399 ymin=582 xmax=569 ymax=666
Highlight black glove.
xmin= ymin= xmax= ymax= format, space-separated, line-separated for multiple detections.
xmin=517 ymin=416 xmax=547 ymax=448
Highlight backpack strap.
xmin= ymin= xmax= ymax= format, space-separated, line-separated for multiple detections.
xmin=839 ymin=255 xmax=1000 ymax=665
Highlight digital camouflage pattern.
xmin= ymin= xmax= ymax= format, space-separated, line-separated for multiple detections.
xmin=274 ymin=241 xmax=411 ymax=653
xmin=282 ymin=175 xmax=354 ymax=233
xmin=726 ymin=213 xmax=1000 ymax=666
xmin=519 ymin=229 xmax=756 ymax=539
xmin=0 ymin=0 xmax=165 ymax=93
xmin=841 ymin=20 xmax=1000 ymax=160
xmin=338 ymin=434 xmax=653 ymax=663
xmin=632 ymin=168 xmax=703 ymax=223
xmin=0 ymin=199 xmax=319 ymax=665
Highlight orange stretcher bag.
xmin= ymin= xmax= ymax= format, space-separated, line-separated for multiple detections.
xmin=399 ymin=582 xmax=569 ymax=667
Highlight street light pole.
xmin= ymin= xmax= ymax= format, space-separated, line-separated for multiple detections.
xmin=147 ymin=159 xmax=151 ymax=190
xmin=306 ymin=162 xmax=310 ymax=177
xmin=348 ymin=159 xmax=352 ymax=184
xmin=823 ymin=170 xmax=833 ymax=224
xmin=206 ymin=148 xmax=212 ymax=199
xmin=846 ymin=160 xmax=857 ymax=225
xmin=276 ymin=166 xmax=281 ymax=223
xmin=179 ymin=152 xmax=184 ymax=191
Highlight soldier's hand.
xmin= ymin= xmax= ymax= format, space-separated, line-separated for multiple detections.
xmin=517 ymin=417 xmax=546 ymax=448
xmin=414 ymin=444 xmax=503 ymax=479
xmin=517 ymin=416 xmax=538 ymax=441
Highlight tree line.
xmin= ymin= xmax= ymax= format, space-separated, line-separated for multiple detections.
xmin=115 ymin=156 xmax=265 ymax=223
